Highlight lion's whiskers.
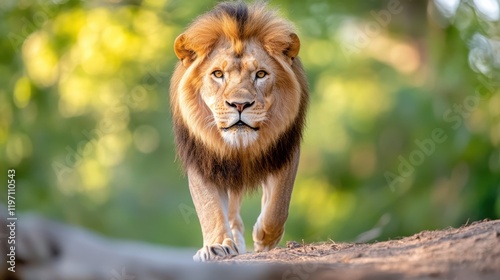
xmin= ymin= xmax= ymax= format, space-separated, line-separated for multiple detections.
xmin=203 ymin=115 xmax=217 ymax=127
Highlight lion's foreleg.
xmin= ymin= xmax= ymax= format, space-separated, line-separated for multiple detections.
xmin=228 ymin=190 xmax=246 ymax=253
xmin=252 ymin=149 xmax=300 ymax=252
xmin=187 ymin=168 xmax=239 ymax=261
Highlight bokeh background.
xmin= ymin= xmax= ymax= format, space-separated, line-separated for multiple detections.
xmin=1 ymin=0 xmax=499 ymax=248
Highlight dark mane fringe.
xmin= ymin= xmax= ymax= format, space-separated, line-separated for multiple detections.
xmin=216 ymin=1 xmax=249 ymax=38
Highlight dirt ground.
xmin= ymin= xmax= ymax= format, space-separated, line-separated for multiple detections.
xmin=222 ymin=219 xmax=500 ymax=279
xmin=4 ymin=211 xmax=500 ymax=280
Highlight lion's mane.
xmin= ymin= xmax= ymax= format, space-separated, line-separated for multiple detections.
xmin=170 ymin=2 xmax=309 ymax=192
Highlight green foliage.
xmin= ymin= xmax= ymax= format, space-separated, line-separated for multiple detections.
xmin=0 ymin=0 xmax=498 ymax=247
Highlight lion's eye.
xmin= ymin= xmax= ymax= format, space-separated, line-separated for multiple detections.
xmin=212 ymin=70 xmax=224 ymax=79
xmin=256 ymin=70 xmax=267 ymax=79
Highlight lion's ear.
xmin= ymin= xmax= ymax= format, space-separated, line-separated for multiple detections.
xmin=174 ymin=33 xmax=197 ymax=67
xmin=284 ymin=33 xmax=300 ymax=64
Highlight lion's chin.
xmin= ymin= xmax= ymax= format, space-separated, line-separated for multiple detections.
xmin=221 ymin=129 xmax=259 ymax=148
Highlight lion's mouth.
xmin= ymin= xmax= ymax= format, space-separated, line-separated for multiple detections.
xmin=222 ymin=120 xmax=259 ymax=131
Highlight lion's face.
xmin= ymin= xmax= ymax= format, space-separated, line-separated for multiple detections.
xmin=199 ymin=41 xmax=277 ymax=147
xmin=174 ymin=40 xmax=302 ymax=152
xmin=171 ymin=4 xmax=306 ymax=154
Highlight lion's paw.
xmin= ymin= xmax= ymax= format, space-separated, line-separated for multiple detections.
xmin=193 ymin=238 xmax=239 ymax=262
xmin=253 ymin=223 xmax=284 ymax=252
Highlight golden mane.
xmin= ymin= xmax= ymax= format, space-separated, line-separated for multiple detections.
xmin=174 ymin=2 xmax=300 ymax=64
xmin=170 ymin=2 xmax=309 ymax=192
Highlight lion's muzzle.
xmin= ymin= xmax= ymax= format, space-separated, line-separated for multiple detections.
xmin=226 ymin=100 xmax=255 ymax=112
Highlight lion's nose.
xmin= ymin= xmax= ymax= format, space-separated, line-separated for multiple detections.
xmin=226 ymin=101 xmax=255 ymax=112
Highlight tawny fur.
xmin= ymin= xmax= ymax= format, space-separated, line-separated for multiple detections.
xmin=170 ymin=2 xmax=308 ymax=193
xmin=170 ymin=1 xmax=308 ymax=261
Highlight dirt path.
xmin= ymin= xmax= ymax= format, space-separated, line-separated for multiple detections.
xmin=4 ymin=209 xmax=500 ymax=280
xmin=223 ymin=219 xmax=500 ymax=279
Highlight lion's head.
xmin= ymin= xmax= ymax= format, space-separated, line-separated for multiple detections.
xmin=170 ymin=2 xmax=308 ymax=190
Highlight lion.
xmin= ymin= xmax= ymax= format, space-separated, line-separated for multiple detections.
xmin=170 ymin=1 xmax=308 ymax=261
